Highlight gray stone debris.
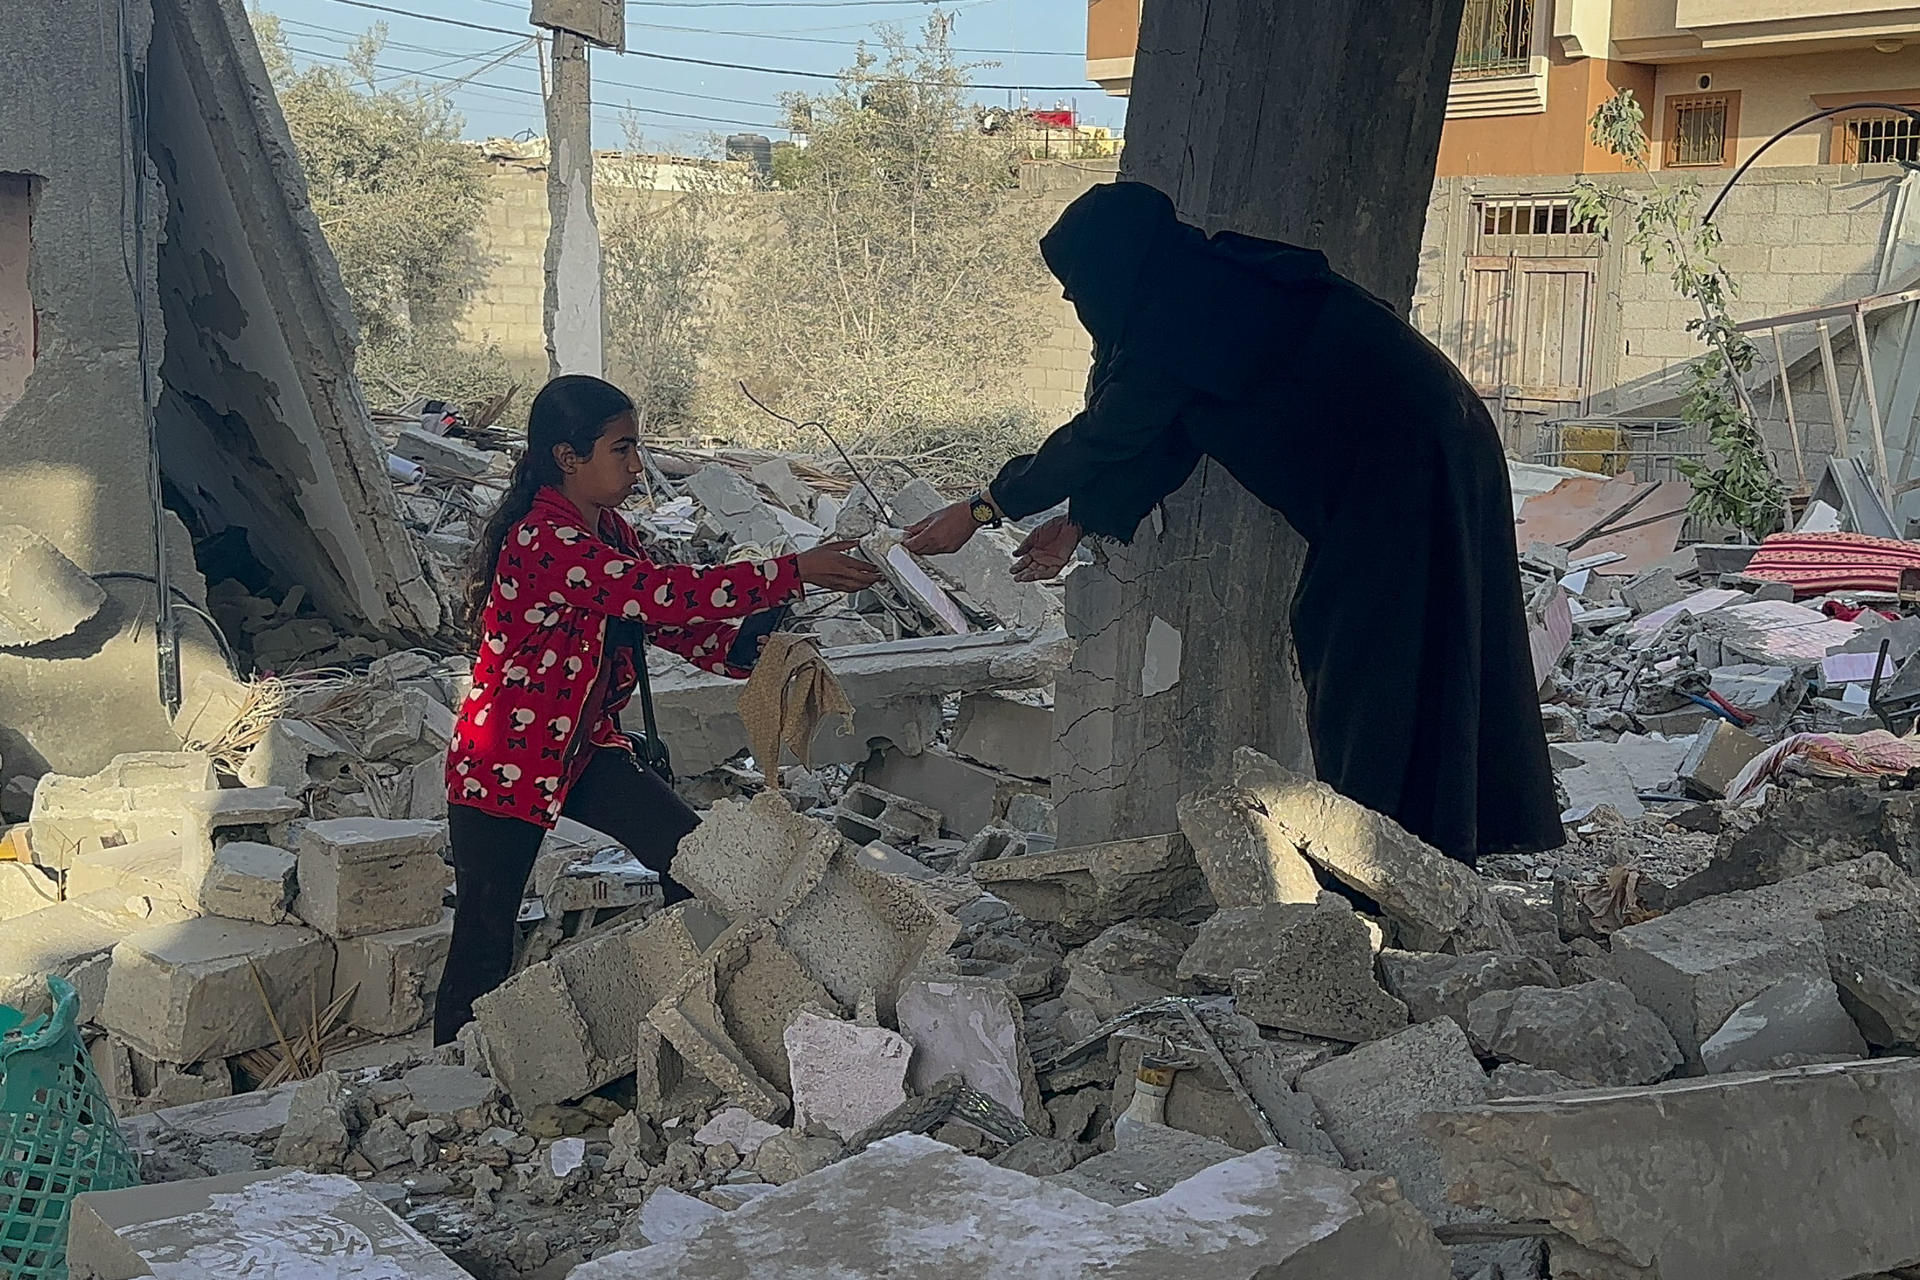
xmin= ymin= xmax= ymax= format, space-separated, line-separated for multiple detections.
xmin=971 ymin=832 xmax=1212 ymax=945
xmin=1297 ymin=1017 xmax=1490 ymax=1225
xmin=333 ymin=910 xmax=454 ymax=1037
xmin=1429 ymin=1057 xmax=1920 ymax=1280
xmin=570 ymin=1133 xmax=1450 ymax=1278
xmin=197 ymin=840 xmax=297 ymax=924
xmin=1486 ymin=1063 xmax=1584 ymax=1098
xmin=271 ymin=1071 xmax=355 ymax=1171
xmin=0 ymin=523 xmax=106 ymax=646
xmin=1177 ymin=901 xmax=1319 ymax=992
xmin=1224 ymin=894 xmax=1410 ymax=1043
xmin=897 ymin=974 xmax=1049 ymax=1133
xmin=950 ymin=692 xmax=1054 ymax=783
xmin=1233 ymin=749 xmax=1514 ymax=952
xmin=1672 ymin=786 xmax=1920 ymax=905
xmin=1377 ymin=949 xmax=1560 ymax=1027
xmin=294 ymin=817 xmax=447 ymax=940
xmin=785 ymin=1009 xmax=912 ymax=1141
xmin=1465 ymin=980 xmax=1682 ymax=1087
xmin=1061 ymin=918 xmax=1193 ymax=1021
xmin=1699 ymin=972 xmax=1866 ymax=1073
xmin=1177 ymin=784 xmax=1323 ymax=909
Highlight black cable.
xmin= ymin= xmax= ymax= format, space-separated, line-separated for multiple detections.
xmin=1705 ymin=103 xmax=1920 ymax=224
xmin=90 ymin=572 xmax=241 ymax=675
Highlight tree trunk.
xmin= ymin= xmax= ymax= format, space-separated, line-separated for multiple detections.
xmin=1052 ymin=0 xmax=1467 ymax=845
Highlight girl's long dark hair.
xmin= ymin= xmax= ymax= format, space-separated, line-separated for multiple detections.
xmin=464 ymin=374 xmax=635 ymax=638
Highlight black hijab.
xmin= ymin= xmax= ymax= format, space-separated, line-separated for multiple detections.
xmin=1039 ymin=181 xmax=1338 ymax=402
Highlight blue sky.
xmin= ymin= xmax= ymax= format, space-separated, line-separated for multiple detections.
xmin=254 ymin=0 xmax=1125 ymax=153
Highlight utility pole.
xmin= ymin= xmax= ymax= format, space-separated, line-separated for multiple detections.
xmin=530 ymin=0 xmax=625 ymax=379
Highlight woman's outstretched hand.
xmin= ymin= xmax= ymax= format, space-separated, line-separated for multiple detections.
xmin=1011 ymin=516 xmax=1082 ymax=582
xmin=795 ymin=540 xmax=883 ymax=593
xmin=901 ymin=501 xmax=981 ymax=557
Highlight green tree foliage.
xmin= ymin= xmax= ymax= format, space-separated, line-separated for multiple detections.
xmin=1572 ymin=90 xmax=1785 ymax=541
xmin=254 ymin=13 xmax=516 ymax=413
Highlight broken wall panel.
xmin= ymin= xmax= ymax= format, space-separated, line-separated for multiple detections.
xmin=145 ymin=0 xmax=439 ymax=636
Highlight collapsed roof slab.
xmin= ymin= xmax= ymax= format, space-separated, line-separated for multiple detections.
xmin=145 ymin=0 xmax=439 ymax=636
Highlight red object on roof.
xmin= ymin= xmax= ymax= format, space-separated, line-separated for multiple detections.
xmin=1031 ymin=109 xmax=1075 ymax=128
xmin=1744 ymin=530 xmax=1920 ymax=596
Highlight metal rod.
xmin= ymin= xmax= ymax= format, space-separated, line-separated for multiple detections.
xmin=1895 ymin=302 xmax=1920 ymax=495
xmin=1854 ymin=303 xmax=1895 ymax=502
xmin=1769 ymin=326 xmax=1807 ymax=488
xmin=1818 ymin=319 xmax=1850 ymax=459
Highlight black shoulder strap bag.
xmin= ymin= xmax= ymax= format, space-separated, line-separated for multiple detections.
xmin=610 ymin=617 xmax=673 ymax=782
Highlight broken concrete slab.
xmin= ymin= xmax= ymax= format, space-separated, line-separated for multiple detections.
xmin=785 ymin=1009 xmax=911 ymax=1141
xmin=98 ymin=916 xmax=334 ymax=1063
xmin=650 ymin=630 xmax=1072 ymax=776
xmin=1233 ymin=749 xmax=1513 ymax=953
xmin=1061 ymin=918 xmax=1193 ymax=1021
xmin=672 ymin=791 xmax=841 ymax=921
xmin=749 ymin=457 xmax=817 ymax=514
xmin=1227 ymin=895 xmax=1410 ymax=1043
xmin=1486 ymin=1062 xmax=1584 ymax=1098
xmin=570 ymin=1132 xmax=1450 ymax=1279
xmin=67 ymin=1167 xmax=467 ymax=1279
xmin=1376 ymin=950 xmax=1560 ymax=1028
xmin=896 ymin=974 xmax=1049 ymax=1133
xmin=1672 ymin=786 xmax=1920 ymax=906
xmin=64 ymin=837 xmax=193 ymax=911
xmin=636 ymin=1186 xmax=725 ymax=1247
xmin=0 ymin=859 xmax=60 ymax=920
xmin=1297 ymin=1017 xmax=1491 ymax=1225
xmin=1428 ymin=1058 xmax=1920 ymax=1280
xmin=711 ymin=925 xmax=841 ymax=1095
xmin=294 ymin=818 xmax=447 ymax=939
xmin=333 ymin=909 xmax=453 ymax=1037
xmin=271 ymin=1071 xmax=354 ymax=1171
xmin=772 ymin=843 xmax=960 ymax=1023
xmin=694 ymin=1107 xmax=782 ymax=1156
xmin=0 ymin=889 xmax=198 ymax=1018
xmin=1177 ymin=900 xmax=1317 ymax=992
xmin=1107 ymin=1021 xmax=1342 ymax=1163
xmin=970 ymin=832 xmax=1212 ymax=946
xmin=1677 ymin=720 xmax=1766 ymax=801
xmin=688 ymin=463 xmax=822 ymax=551
xmin=1553 ymin=735 xmax=1690 ymax=821
xmin=950 ymin=692 xmax=1053 ymax=782
xmin=0 ymin=523 xmax=107 ymax=646
xmin=116 ymin=1083 xmax=300 ymax=1153
xmin=862 ymin=746 xmax=1043 ymax=839
xmin=236 ymin=719 xmax=353 ymax=796
xmin=170 ymin=670 xmax=252 ymax=751
xmin=1611 ymin=853 xmax=1920 ymax=1066
xmin=648 ymin=946 xmax=790 ymax=1123
xmin=1699 ymin=973 xmax=1866 ymax=1073
xmin=196 ymin=840 xmax=297 ymax=924
xmin=1048 ymin=1125 xmax=1245 ymax=1204
xmin=1465 ymin=980 xmax=1681 ymax=1087
xmin=1177 ymin=785 xmax=1322 ymax=910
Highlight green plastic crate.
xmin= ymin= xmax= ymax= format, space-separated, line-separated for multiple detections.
xmin=0 ymin=976 xmax=139 ymax=1280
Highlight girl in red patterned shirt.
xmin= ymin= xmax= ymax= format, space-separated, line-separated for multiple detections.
xmin=434 ymin=375 xmax=878 ymax=1043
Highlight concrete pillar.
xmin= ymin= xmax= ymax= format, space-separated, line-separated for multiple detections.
xmin=1052 ymin=0 xmax=1466 ymax=846
xmin=543 ymin=31 xmax=604 ymax=379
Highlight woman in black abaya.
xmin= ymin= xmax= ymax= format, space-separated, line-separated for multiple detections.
xmin=905 ymin=181 xmax=1562 ymax=864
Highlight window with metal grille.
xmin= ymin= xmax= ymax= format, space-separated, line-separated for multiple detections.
xmin=1454 ymin=0 xmax=1534 ymax=78
xmin=1474 ymin=197 xmax=1599 ymax=254
xmin=1666 ymin=95 xmax=1731 ymax=167
xmin=1844 ymin=113 xmax=1920 ymax=164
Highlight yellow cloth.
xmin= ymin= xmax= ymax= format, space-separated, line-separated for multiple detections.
xmin=737 ymin=632 xmax=854 ymax=774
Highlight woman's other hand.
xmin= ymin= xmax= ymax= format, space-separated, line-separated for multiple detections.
xmin=901 ymin=501 xmax=981 ymax=556
xmin=795 ymin=541 xmax=883 ymax=593
xmin=1011 ymin=516 xmax=1083 ymax=582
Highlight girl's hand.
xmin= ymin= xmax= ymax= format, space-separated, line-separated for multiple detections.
xmin=1011 ymin=516 xmax=1082 ymax=582
xmin=795 ymin=541 xmax=883 ymax=593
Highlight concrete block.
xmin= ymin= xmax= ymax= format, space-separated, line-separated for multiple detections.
xmin=394 ymin=424 xmax=496 ymax=479
xmin=295 ymin=818 xmax=447 ymax=939
xmin=1226 ymin=895 xmax=1410 ymax=1043
xmin=117 ymin=1084 xmax=300 ymax=1153
xmin=1677 ymin=720 xmax=1766 ymax=801
xmin=1699 ymin=973 xmax=1866 ymax=1073
xmin=1178 ymin=900 xmax=1320 ymax=991
xmin=64 ymin=838 xmax=190 ymax=909
xmin=896 ymin=974 xmax=1048 ymax=1132
xmin=1177 ymin=785 xmax=1322 ymax=909
xmin=1377 ymin=949 xmax=1560 ymax=1027
xmin=66 ymin=1168 xmax=468 ymax=1279
xmin=636 ymin=1186 xmax=724 ymax=1246
xmin=1234 ymin=749 xmax=1513 ymax=952
xmin=971 ymin=832 xmax=1212 ymax=946
xmin=648 ymin=942 xmax=791 ymax=1122
xmin=713 ymin=924 xmax=840 ymax=1093
xmin=1429 ymin=1057 xmax=1920 ymax=1280
xmin=950 ymin=693 xmax=1053 ymax=781
xmin=0 ymin=860 xmax=59 ymax=921
xmin=1465 ymin=980 xmax=1681 ymax=1087
xmin=749 ymin=457 xmax=817 ymax=513
xmin=198 ymin=840 xmax=297 ymax=924
xmin=171 ymin=670 xmax=251 ymax=749
xmin=0 ymin=890 xmax=196 ymax=1019
xmin=99 ymin=917 xmax=334 ymax=1063
xmin=333 ymin=910 xmax=453 ymax=1036
xmin=862 ymin=747 xmax=1043 ymax=838
xmin=775 ymin=851 xmax=960 ymax=1021
xmin=688 ymin=463 xmax=822 ymax=551
xmin=673 ymin=791 xmax=841 ymax=921
xmin=568 ymin=1133 xmax=1451 ymax=1279
xmin=237 ymin=719 xmax=353 ymax=796
xmin=29 ymin=752 xmax=219 ymax=867
xmin=1672 ymin=786 xmax=1919 ymax=905
xmin=1611 ymin=854 xmax=1917 ymax=1066
xmin=1061 ymin=918 xmax=1192 ymax=1020
xmin=0 ymin=524 xmax=107 ymax=646
xmin=834 ymin=780 xmax=943 ymax=845
xmin=1298 ymin=1017 xmax=1490 ymax=1225
xmin=92 ymin=1037 xmax=234 ymax=1116
xmin=785 ymin=1009 xmax=911 ymax=1141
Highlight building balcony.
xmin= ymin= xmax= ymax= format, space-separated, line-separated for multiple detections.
xmin=1616 ymin=0 xmax=1920 ymax=60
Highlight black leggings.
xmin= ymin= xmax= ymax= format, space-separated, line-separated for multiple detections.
xmin=433 ymin=747 xmax=699 ymax=1045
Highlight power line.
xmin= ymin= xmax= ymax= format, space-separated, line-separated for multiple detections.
xmin=310 ymin=0 xmax=1097 ymax=91
xmin=624 ymin=19 xmax=1078 ymax=56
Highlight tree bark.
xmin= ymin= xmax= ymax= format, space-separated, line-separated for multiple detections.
xmin=1052 ymin=0 xmax=1467 ymax=845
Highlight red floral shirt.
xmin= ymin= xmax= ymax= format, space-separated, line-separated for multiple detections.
xmin=447 ymin=487 xmax=803 ymax=826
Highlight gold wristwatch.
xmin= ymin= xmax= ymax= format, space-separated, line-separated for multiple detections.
xmin=968 ymin=492 xmax=1003 ymax=528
